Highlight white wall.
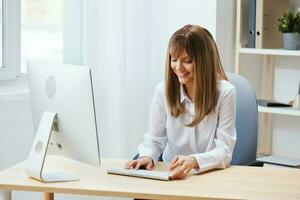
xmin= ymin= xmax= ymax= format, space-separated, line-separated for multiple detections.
xmin=0 ymin=95 xmax=36 ymax=200
xmin=216 ymin=0 xmax=236 ymax=72
xmin=0 ymin=96 xmax=33 ymax=169
xmin=272 ymin=57 xmax=300 ymax=158
xmin=165 ymin=0 xmax=217 ymax=39
xmin=163 ymin=0 xmax=218 ymax=70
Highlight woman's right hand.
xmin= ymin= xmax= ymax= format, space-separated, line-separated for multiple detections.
xmin=124 ymin=156 xmax=154 ymax=170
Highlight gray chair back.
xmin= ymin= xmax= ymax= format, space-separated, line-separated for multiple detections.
xmin=227 ymin=73 xmax=258 ymax=165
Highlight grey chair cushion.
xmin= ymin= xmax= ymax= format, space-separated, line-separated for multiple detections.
xmin=227 ymin=73 xmax=258 ymax=165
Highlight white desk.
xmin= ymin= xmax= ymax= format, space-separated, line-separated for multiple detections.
xmin=0 ymin=156 xmax=300 ymax=200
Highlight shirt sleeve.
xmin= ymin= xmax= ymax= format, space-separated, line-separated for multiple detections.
xmin=138 ymin=83 xmax=167 ymax=164
xmin=192 ymin=87 xmax=237 ymax=173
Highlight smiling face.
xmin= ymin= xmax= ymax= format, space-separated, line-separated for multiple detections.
xmin=165 ymin=24 xmax=228 ymax=126
xmin=170 ymin=50 xmax=194 ymax=86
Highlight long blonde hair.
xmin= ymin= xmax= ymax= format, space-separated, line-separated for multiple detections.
xmin=165 ymin=24 xmax=227 ymax=127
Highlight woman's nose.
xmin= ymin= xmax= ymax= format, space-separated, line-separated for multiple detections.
xmin=175 ymin=61 xmax=182 ymax=70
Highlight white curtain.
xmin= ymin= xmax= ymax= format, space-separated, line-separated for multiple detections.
xmin=84 ymin=0 xmax=166 ymax=159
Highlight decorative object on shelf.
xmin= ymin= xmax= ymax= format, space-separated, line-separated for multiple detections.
xmin=293 ymin=82 xmax=300 ymax=109
xmin=278 ymin=11 xmax=300 ymax=50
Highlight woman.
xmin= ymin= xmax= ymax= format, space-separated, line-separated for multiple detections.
xmin=126 ymin=24 xmax=236 ymax=180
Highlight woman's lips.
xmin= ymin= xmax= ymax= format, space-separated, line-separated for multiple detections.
xmin=177 ymin=72 xmax=190 ymax=78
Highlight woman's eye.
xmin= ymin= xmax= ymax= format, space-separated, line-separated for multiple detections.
xmin=171 ymin=59 xmax=177 ymax=62
xmin=185 ymin=60 xmax=192 ymax=63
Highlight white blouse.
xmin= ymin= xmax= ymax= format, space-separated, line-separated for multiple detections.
xmin=138 ymin=80 xmax=237 ymax=173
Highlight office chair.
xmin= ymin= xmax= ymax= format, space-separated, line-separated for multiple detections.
xmin=134 ymin=73 xmax=261 ymax=166
xmin=227 ymin=73 xmax=260 ymax=166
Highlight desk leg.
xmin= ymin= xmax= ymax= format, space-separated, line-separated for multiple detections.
xmin=43 ymin=192 xmax=54 ymax=200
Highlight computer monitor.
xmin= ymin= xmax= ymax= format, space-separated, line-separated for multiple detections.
xmin=25 ymin=61 xmax=100 ymax=182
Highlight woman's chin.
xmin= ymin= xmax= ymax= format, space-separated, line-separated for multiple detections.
xmin=178 ymin=78 xmax=192 ymax=85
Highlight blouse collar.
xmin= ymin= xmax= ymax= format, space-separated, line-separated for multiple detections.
xmin=180 ymin=84 xmax=192 ymax=103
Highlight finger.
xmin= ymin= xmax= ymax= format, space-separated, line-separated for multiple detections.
xmin=172 ymin=163 xmax=190 ymax=179
xmin=169 ymin=156 xmax=180 ymax=169
xmin=170 ymin=160 xmax=183 ymax=170
xmin=180 ymin=162 xmax=188 ymax=171
xmin=183 ymin=165 xmax=193 ymax=175
xmin=171 ymin=168 xmax=185 ymax=180
xmin=169 ymin=156 xmax=179 ymax=167
xmin=170 ymin=170 xmax=179 ymax=180
xmin=125 ymin=160 xmax=136 ymax=169
xmin=135 ymin=160 xmax=143 ymax=169
xmin=124 ymin=161 xmax=130 ymax=168
xmin=177 ymin=173 xmax=187 ymax=180
xmin=169 ymin=158 xmax=183 ymax=170
xmin=146 ymin=161 xmax=154 ymax=170
xmin=174 ymin=170 xmax=188 ymax=180
xmin=179 ymin=163 xmax=189 ymax=176
xmin=124 ymin=160 xmax=132 ymax=168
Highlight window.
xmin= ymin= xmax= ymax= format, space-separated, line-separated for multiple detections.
xmin=0 ymin=0 xmax=20 ymax=80
xmin=0 ymin=0 xmax=84 ymax=80
xmin=0 ymin=0 xmax=3 ymax=67
xmin=21 ymin=0 xmax=63 ymax=73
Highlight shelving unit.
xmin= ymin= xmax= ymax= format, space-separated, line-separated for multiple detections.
xmin=235 ymin=0 xmax=300 ymax=162
xmin=258 ymin=106 xmax=300 ymax=117
xmin=239 ymin=48 xmax=300 ymax=56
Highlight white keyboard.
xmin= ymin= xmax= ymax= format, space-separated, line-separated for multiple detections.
xmin=107 ymin=167 xmax=172 ymax=181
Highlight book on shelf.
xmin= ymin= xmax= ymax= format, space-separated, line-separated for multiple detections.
xmin=255 ymin=0 xmax=289 ymax=48
xmin=257 ymin=155 xmax=300 ymax=168
xmin=247 ymin=0 xmax=256 ymax=48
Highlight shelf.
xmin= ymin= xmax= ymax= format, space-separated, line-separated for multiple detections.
xmin=258 ymin=105 xmax=300 ymax=117
xmin=239 ymin=48 xmax=300 ymax=56
xmin=257 ymin=154 xmax=300 ymax=168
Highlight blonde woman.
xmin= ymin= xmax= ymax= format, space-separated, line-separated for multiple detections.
xmin=126 ymin=24 xmax=237 ymax=180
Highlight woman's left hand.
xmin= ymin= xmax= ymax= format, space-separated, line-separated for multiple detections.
xmin=169 ymin=155 xmax=199 ymax=180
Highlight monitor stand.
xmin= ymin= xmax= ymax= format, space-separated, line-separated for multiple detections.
xmin=25 ymin=111 xmax=80 ymax=182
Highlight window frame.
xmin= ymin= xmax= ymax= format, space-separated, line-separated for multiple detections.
xmin=0 ymin=0 xmax=20 ymax=80
xmin=0 ymin=0 xmax=84 ymax=81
